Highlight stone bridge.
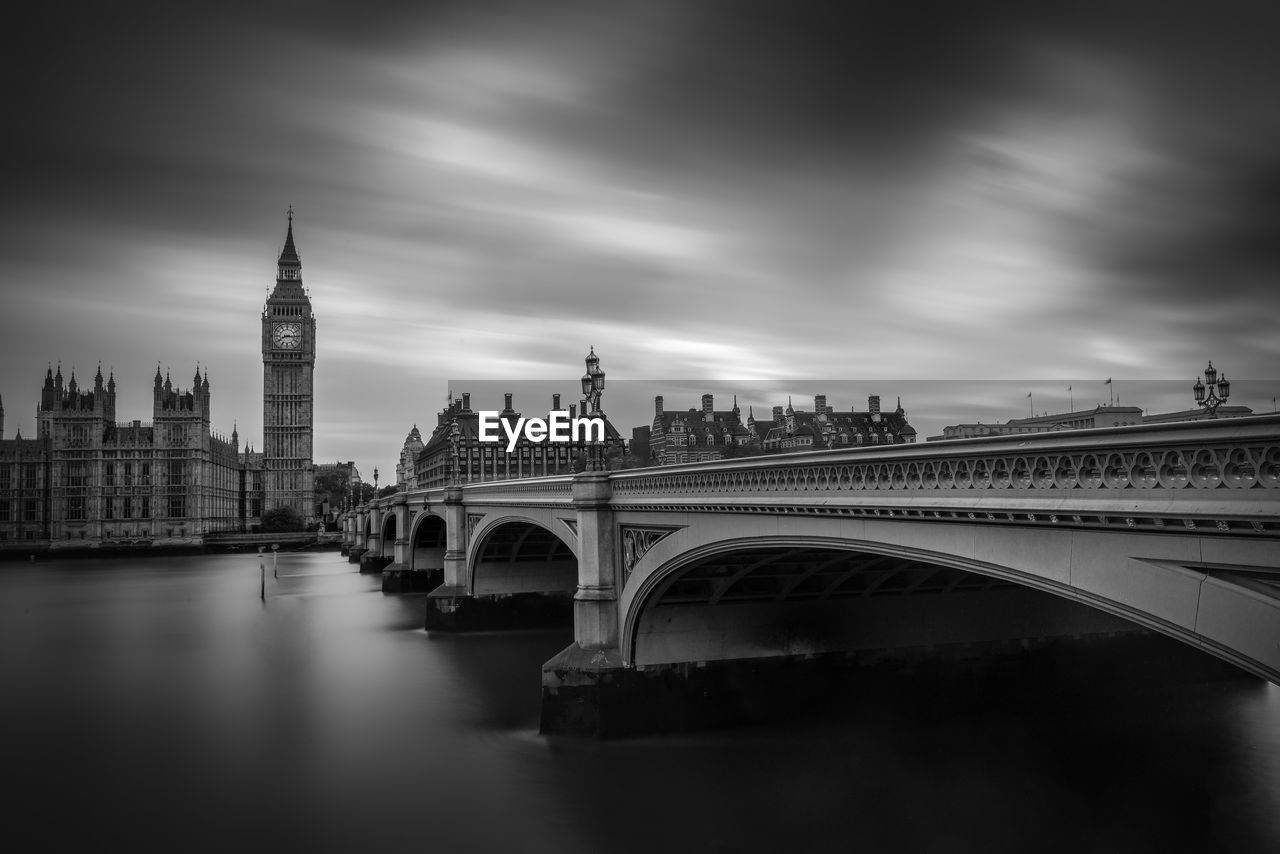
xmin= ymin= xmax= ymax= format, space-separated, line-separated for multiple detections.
xmin=342 ymin=415 xmax=1280 ymax=733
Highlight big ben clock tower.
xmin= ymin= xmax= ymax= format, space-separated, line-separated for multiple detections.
xmin=262 ymin=207 xmax=315 ymax=523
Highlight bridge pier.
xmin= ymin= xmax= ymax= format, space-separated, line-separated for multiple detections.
xmin=540 ymin=472 xmax=631 ymax=734
xmin=380 ymin=502 xmax=415 ymax=591
xmin=359 ymin=505 xmax=388 ymax=573
xmin=349 ymin=510 xmax=368 ymax=564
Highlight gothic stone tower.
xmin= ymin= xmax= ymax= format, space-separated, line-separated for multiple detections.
xmin=261 ymin=210 xmax=316 ymax=523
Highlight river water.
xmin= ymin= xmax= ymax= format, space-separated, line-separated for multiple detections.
xmin=2 ymin=552 xmax=1277 ymax=853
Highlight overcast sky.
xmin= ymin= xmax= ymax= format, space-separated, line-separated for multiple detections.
xmin=3 ymin=1 xmax=1278 ymax=478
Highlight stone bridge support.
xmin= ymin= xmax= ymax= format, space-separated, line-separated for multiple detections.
xmin=379 ymin=499 xmax=415 ymax=590
xmin=348 ymin=510 xmax=367 ymax=564
xmin=359 ymin=504 xmax=388 ymax=573
xmin=426 ymin=486 xmax=470 ymax=615
xmin=541 ymin=472 xmax=636 ymax=734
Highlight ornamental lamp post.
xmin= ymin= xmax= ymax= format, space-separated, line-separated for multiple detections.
xmin=581 ymin=347 xmax=606 ymax=470
xmin=1192 ymin=361 xmax=1230 ymax=417
xmin=448 ymin=418 xmax=462 ymax=486
xmin=373 ymin=467 xmax=379 ymax=497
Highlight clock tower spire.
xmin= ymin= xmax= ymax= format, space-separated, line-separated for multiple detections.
xmin=261 ymin=207 xmax=316 ymax=524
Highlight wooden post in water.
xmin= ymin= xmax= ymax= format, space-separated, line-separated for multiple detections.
xmin=258 ymin=545 xmax=265 ymax=601
xmin=272 ymin=544 xmax=279 ymax=579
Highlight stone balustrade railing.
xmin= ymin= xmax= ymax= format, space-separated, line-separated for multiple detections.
xmin=344 ymin=417 xmax=1280 ymax=530
xmin=610 ymin=415 xmax=1280 ymax=498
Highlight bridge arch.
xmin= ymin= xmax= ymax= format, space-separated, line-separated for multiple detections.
xmin=379 ymin=511 xmax=397 ymax=559
xmin=468 ymin=515 xmax=578 ymax=597
xmin=619 ymin=515 xmax=1280 ymax=681
xmin=409 ymin=511 xmax=447 ymax=573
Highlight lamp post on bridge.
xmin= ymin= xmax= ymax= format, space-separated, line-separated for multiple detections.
xmin=373 ymin=467 xmax=379 ymax=497
xmin=580 ymin=347 xmax=606 ymax=471
xmin=448 ymin=417 xmax=462 ymax=486
xmin=1193 ymin=361 xmax=1231 ymax=418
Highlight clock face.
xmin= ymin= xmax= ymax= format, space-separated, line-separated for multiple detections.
xmin=274 ymin=322 xmax=301 ymax=349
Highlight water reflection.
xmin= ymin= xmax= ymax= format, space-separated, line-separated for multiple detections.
xmin=1 ymin=553 xmax=1276 ymax=852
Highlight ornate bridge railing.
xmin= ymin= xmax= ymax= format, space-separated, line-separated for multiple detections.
xmin=354 ymin=416 xmax=1280 ymax=534
xmin=611 ymin=416 xmax=1280 ymax=497
xmin=459 ymin=475 xmax=574 ymax=506
xmin=606 ymin=416 xmax=1280 ymax=537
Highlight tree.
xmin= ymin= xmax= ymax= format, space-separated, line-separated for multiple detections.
xmin=261 ymin=505 xmax=304 ymax=532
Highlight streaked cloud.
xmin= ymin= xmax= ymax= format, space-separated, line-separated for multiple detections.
xmin=2 ymin=1 xmax=1279 ymax=478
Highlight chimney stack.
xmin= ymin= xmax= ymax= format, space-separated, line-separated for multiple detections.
xmin=553 ymin=393 xmax=561 ymax=410
xmin=655 ymin=395 xmax=664 ymax=417
xmin=868 ymin=394 xmax=881 ymax=415
xmin=461 ymin=392 xmax=471 ymax=411
xmin=504 ymin=392 xmax=513 ymax=413
xmin=772 ymin=405 xmax=784 ymax=422
xmin=814 ymin=394 xmax=827 ymax=414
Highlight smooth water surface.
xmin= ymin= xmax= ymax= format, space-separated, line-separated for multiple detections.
xmin=2 ymin=553 xmax=1277 ymax=852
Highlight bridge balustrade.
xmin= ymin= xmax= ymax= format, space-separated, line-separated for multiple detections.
xmin=608 ymin=418 xmax=1278 ymax=499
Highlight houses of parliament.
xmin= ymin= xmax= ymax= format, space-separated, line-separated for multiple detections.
xmin=0 ymin=214 xmax=317 ymax=551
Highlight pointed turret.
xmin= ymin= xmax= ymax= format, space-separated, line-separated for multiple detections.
xmin=279 ymin=207 xmax=301 ymax=266
xmin=164 ymin=370 xmax=172 ymax=393
xmin=55 ymin=363 xmax=64 ymax=390
xmin=154 ymin=364 xmax=163 ymax=389
xmin=107 ymin=369 xmax=116 ymax=393
xmin=67 ymin=368 xmax=78 ymax=395
xmin=194 ymin=364 xmax=202 ymax=389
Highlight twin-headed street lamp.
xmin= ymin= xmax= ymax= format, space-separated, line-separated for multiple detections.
xmin=1192 ymin=361 xmax=1231 ymax=417
xmin=581 ymin=347 xmax=606 ymax=470
xmin=448 ymin=417 xmax=462 ymax=485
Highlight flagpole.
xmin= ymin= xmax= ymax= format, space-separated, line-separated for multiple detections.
xmin=1068 ymin=385 xmax=1073 ymax=411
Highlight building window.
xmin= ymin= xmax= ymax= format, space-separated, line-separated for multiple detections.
xmin=23 ymin=499 xmax=38 ymax=522
xmin=23 ymin=465 xmax=37 ymax=489
xmin=0 ymin=502 xmax=10 ymax=522
xmin=0 ymin=466 xmax=10 ymax=489
xmin=67 ymin=497 xmax=86 ymax=520
xmin=167 ymin=496 xmax=186 ymax=519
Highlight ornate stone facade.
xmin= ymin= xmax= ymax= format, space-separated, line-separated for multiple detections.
xmin=414 ymin=392 xmax=626 ymax=488
xmin=646 ymin=393 xmax=916 ymax=466
xmin=261 ymin=211 xmax=316 ymax=523
xmin=0 ymin=364 xmax=265 ymax=550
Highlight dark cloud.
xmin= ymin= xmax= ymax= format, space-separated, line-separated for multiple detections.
xmin=4 ymin=0 xmax=1280 ymax=478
